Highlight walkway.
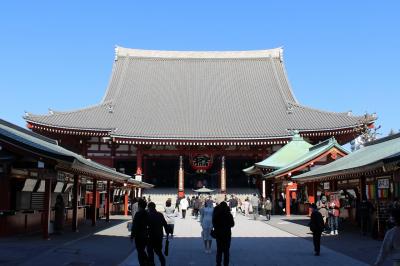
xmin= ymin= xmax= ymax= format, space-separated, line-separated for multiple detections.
xmin=121 ymin=214 xmax=368 ymax=266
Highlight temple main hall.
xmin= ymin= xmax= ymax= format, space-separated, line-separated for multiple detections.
xmin=24 ymin=47 xmax=373 ymax=196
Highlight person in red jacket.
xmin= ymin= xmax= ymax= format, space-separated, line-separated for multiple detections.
xmin=328 ymin=195 xmax=340 ymax=235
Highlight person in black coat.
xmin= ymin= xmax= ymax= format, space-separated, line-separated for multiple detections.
xmin=309 ymin=203 xmax=325 ymax=256
xmin=131 ymin=199 xmax=150 ymax=266
xmin=212 ymin=201 xmax=235 ymax=266
xmin=147 ymin=202 xmax=169 ymax=266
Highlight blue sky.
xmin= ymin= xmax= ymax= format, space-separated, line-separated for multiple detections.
xmin=0 ymin=1 xmax=399 ymax=138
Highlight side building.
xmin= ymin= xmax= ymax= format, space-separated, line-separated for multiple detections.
xmin=24 ymin=47 xmax=374 ymax=196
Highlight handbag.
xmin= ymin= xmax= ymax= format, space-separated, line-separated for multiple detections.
xmin=127 ymin=221 xmax=133 ymax=232
xmin=210 ymin=229 xmax=216 ymax=239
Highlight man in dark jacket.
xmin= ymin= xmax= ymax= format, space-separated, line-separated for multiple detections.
xmin=213 ymin=201 xmax=235 ymax=266
xmin=131 ymin=199 xmax=150 ymax=266
xmin=147 ymin=202 xmax=169 ymax=266
xmin=309 ymin=203 xmax=325 ymax=256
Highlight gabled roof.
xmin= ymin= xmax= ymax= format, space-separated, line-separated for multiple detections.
xmin=293 ymin=133 xmax=400 ymax=182
xmin=0 ymin=118 xmax=152 ymax=187
xmin=242 ymin=165 xmax=262 ymax=175
xmin=25 ymin=47 xmax=369 ymax=141
xmin=265 ymin=137 xmax=348 ymax=179
xmin=255 ymin=133 xmax=312 ymax=169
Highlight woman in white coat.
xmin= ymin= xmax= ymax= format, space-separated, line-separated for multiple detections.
xmin=200 ymin=200 xmax=214 ymax=253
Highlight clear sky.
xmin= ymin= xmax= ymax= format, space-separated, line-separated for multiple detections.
xmin=0 ymin=1 xmax=399 ymax=138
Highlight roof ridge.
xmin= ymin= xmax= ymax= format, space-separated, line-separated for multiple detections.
xmin=0 ymin=118 xmax=58 ymax=145
xmin=25 ymin=101 xmax=113 ymax=118
xmin=364 ymin=133 xmax=400 ymax=146
xmin=115 ymin=46 xmax=283 ymax=59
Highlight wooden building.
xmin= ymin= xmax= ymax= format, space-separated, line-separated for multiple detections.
xmin=0 ymin=119 xmax=152 ymax=238
xmin=23 ymin=47 xmax=373 ymax=196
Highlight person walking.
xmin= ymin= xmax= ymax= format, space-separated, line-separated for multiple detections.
xmin=147 ymin=202 xmax=169 ymax=266
xmin=180 ymin=196 xmax=189 ymax=219
xmin=131 ymin=197 xmax=139 ymax=221
xmin=328 ymin=195 xmax=340 ymax=235
xmin=264 ymin=197 xmax=272 ymax=221
xmin=317 ymin=195 xmax=328 ymax=231
xmin=250 ymin=193 xmax=260 ymax=220
xmin=243 ymin=197 xmax=250 ymax=217
xmin=193 ymin=196 xmax=201 ymax=219
xmin=309 ymin=203 xmax=325 ymax=256
xmin=131 ymin=199 xmax=150 ymax=266
xmin=359 ymin=197 xmax=374 ymax=235
xmin=229 ymin=195 xmax=238 ymax=218
xmin=374 ymin=209 xmax=400 ymax=266
xmin=200 ymin=200 xmax=214 ymax=253
xmin=164 ymin=199 xmax=176 ymax=238
xmin=213 ymin=202 xmax=234 ymax=266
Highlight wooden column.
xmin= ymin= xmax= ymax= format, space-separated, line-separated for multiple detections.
xmin=178 ymin=155 xmax=184 ymax=197
xmin=360 ymin=176 xmax=367 ymax=200
xmin=285 ymin=184 xmax=291 ymax=217
xmin=136 ymin=146 xmax=143 ymax=175
xmin=220 ymin=156 xmax=226 ymax=194
xmin=106 ymin=180 xmax=110 ymax=222
xmin=124 ymin=190 xmax=128 ymax=216
xmin=92 ymin=178 xmax=97 ymax=226
xmin=262 ymin=179 xmax=266 ymax=199
xmin=72 ymin=174 xmax=79 ymax=232
xmin=42 ymin=178 xmax=52 ymax=239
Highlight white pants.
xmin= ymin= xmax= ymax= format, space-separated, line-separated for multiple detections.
xmin=231 ymin=207 xmax=237 ymax=218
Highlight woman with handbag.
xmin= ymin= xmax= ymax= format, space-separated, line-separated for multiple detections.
xmin=200 ymin=200 xmax=214 ymax=253
xmin=164 ymin=199 xmax=176 ymax=238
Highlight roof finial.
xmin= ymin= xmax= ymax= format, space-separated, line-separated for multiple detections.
xmin=48 ymin=108 xmax=54 ymax=115
xmin=114 ymin=45 xmax=119 ymax=61
xmin=24 ymin=111 xmax=30 ymax=117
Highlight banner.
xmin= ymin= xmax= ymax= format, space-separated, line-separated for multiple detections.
xmin=189 ymin=153 xmax=213 ymax=170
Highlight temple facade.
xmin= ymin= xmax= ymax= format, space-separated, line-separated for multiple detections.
xmin=24 ymin=47 xmax=374 ymax=196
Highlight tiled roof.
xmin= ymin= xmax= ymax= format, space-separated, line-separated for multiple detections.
xmin=0 ymin=118 xmax=152 ymax=187
xmin=293 ymin=133 xmax=400 ymax=181
xmin=264 ymin=138 xmax=348 ymax=179
xmin=255 ymin=134 xmax=312 ymax=169
xmin=25 ymin=47 xmax=368 ymax=140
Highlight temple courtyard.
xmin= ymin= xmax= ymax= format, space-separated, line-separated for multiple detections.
xmin=0 ymin=213 xmax=390 ymax=266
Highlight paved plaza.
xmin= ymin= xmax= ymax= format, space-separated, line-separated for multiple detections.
xmin=0 ymin=213 xmax=390 ymax=266
xmin=121 ymin=214 xmax=370 ymax=266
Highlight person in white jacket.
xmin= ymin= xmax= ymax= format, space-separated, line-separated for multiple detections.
xmin=180 ymin=197 xmax=189 ymax=219
xmin=374 ymin=209 xmax=400 ymax=266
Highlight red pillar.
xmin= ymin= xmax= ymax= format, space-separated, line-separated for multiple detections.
xmin=72 ymin=174 xmax=79 ymax=232
xmin=285 ymin=185 xmax=291 ymax=217
xmin=106 ymin=180 xmax=110 ymax=222
xmin=124 ymin=191 xmax=128 ymax=216
xmin=92 ymin=179 xmax=97 ymax=226
xmin=136 ymin=146 xmax=143 ymax=175
xmin=178 ymin=156 xmax=185 ymax=198
xmin=42 ymin=178 xmax=52 ymax=239
xmin=220 ymin=156 xmax=226 ymax=194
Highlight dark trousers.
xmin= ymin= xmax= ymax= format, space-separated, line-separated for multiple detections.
xmin=147 ymin=238 xmax=165 ymax=266
xmin=216 ymin=236 xmax=231 ymax=266
xmin=265 ymin=210 xmax=271 ymax=220
xmin=313 ymin=232 xmax=322 ymax=254
xmin=135 ymin=238 xmax=149 ymax=266
xmin=182 ymin=209 xmax=187 ymax=218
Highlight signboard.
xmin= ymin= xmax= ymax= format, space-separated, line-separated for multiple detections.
xmin=86 ymin=183 xmax=106 ymax=191
xmin=377 ymin=178 xmax=390 ymax=189
xmin=323 ymin=182 xmax=330 ymax=190
xmin=190 ymin=154 xmax=213 ymax=170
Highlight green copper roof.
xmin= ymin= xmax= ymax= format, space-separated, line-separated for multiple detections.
xmin=265 ymin=138 xmax=348 ymax=179
xmin=293 ymin=133 xmax=400 ymax=181
xmin=255 ymin=133 xmax=312 ymax=169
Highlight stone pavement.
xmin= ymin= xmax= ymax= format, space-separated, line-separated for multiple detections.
xmin=264 ymin=214 xmax=390 ymax=266
xmin=120 ymin=213 xmax=369 ymax=266
xmin=0 ymin=215 xmax=134 ymax=266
